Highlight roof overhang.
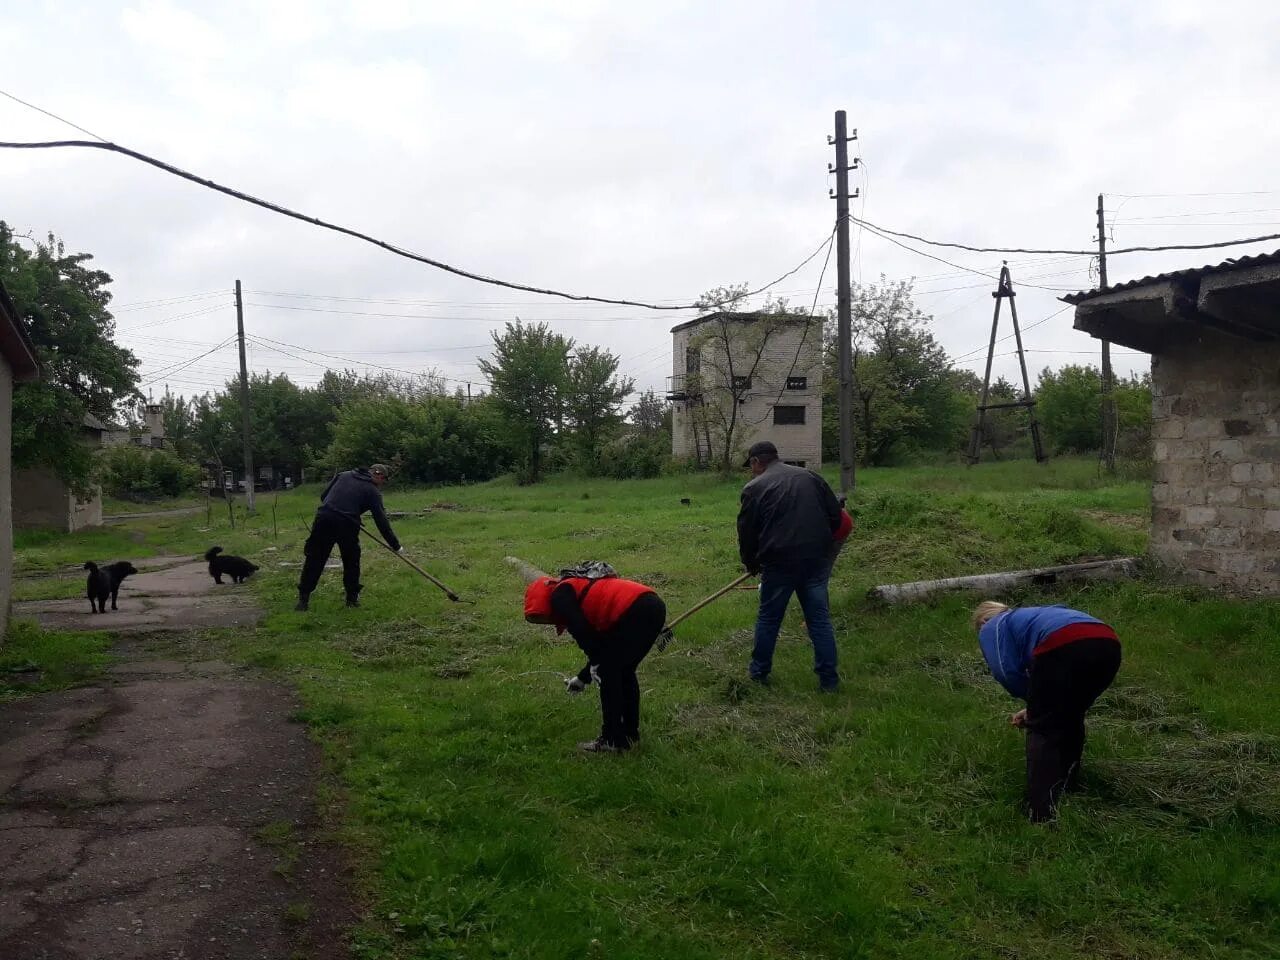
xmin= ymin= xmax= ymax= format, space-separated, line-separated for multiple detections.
xmin=0 ymin=281 xmax=39 ymax=382
xmin=1065 ymin=252 xmax=1280 ymax=355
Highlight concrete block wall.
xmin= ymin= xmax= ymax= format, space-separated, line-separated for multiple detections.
xmin=1150 ymin=330 xmax=1280 ymax=592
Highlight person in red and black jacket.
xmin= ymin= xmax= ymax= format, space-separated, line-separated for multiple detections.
xmin=525 ymin=575 xmax=667 ymax=753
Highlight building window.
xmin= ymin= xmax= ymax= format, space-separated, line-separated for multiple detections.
xmin=773 ymin=405 xmax=806 ymax=425
xmin=685 ymin=347 xmax=700 ymax=376
xmin=783 ymin=459 xmax=807 ymax=467
xmin=732 ymin=375 xmax=753 ymax=390
xmin=786 ymin=376 xmax=807 ymax=390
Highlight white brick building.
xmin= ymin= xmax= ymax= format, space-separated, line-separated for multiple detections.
xmin=1067 ymin=250 xmax=1280 ymax=593
xmin=667 ymin=312 xmax=823 ymax=468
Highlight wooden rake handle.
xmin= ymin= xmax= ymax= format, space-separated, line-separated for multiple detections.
xmin=355 ymin=524 xmax=464 ymax=602
xmin=664 ymin=571 xmax=755 ymax=632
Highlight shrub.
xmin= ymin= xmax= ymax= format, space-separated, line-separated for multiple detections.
xmin=97 ymin=444 xmax=200 ymax=500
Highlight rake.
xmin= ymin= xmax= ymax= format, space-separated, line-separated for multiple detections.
xmin=303 ymin=520 xmax=468 ymax=602
xmin=657 ymin=571 xmax=755 ymax=652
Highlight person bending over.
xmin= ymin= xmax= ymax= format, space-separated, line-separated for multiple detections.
xmin=524 ymin=574 xmax=666 ymax=753
xmin=974 ymin=601 xmax=1122 ymax=822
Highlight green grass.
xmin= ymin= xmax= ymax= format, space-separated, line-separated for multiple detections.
xmin=0 ymin=619 xmax=113 ymax=702
xmin=13 ymin=458 xmax=1280 ymax=958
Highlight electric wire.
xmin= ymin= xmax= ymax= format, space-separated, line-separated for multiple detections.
xmin=0 ymin=138 xmax=834 ymax=313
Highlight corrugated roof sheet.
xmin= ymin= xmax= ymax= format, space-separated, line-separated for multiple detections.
xmin=1062 ymin=248 xmax=1280 ymax=304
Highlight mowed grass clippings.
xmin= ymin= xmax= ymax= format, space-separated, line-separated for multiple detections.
xmin=14 ymin=458 xmax=1280 ymax=958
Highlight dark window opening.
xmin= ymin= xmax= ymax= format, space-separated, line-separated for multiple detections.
xmin=783 ymin=459 xmax=807 ymax=467
xmin=786 ymin=376 xmax=807 ymax=390
xmin=773 ymin=405 xmax=806 ymax=425
xmin=732 ymin=374 xmax=752 ymax=390
xmin=685 ymin=347 xmax=700 ymax=376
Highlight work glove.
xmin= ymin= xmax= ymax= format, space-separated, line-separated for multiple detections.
xmin=564 ymin=676 xmax=586 ymax=694
xmin=589 ymin=664 xmax=602 ymax=687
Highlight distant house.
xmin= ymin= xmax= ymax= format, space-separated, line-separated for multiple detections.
xmin=13 ymin=412 xmax=107 ymax=532
xmin=0 ymin=279 xmax=40 ymax=641
xmin=1064 ymin=249 xmax=1280 ymax=593
xmin=667 ymin=312 xmax=823 ymax=468
xmin=104 ymin=400 xmax=167 ymax=449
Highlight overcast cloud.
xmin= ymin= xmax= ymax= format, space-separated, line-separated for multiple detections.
xmin=4 ymin=0 xmax=1280 ymax=401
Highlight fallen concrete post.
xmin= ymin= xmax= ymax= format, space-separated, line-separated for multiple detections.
xmin=504 ymin=556 xmax=549 ymax=585
xmin=868 ymin=557 xmax=1140 ymax=604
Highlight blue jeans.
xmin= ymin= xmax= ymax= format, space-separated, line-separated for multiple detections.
xmin=749 ymin=559 xmax=838 ymax=688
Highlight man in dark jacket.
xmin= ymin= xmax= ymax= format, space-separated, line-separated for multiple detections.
xmin=737 ymin=440 xmax=843 ymax=691
xmin=296 ymin=464 xmax=401 ymax=611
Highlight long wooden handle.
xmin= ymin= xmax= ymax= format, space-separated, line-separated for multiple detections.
xmin=665 ymin=571 xmax=754 ymax=630
xmin=356 ymin=524 xmax=461 ymax=601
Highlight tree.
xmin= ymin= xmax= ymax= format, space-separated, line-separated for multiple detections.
xmin=1 ymin=222 xmax=139 ymax=489
xmin=478 ymin=320 xmax=573 ymax=483
xmin=564 ymin=345 xmax=634 ymax=465
xmin=687 ymin=285 xmax=811 ymax=472
xmin=628 ymin=389 xmax=671 ymax=438
xmin=1036 ymin=364 xmax=1152 ymax=458
xmin=822 ymin=279 xmax=964 ymax=465
xmin=326 ymin=394 xmax=511 ymax=484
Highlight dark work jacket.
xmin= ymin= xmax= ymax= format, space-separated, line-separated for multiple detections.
xmin=317 ymin=469 xmax=400 ymax=550
xmin=737 ymin=462 xmax=841 ymax=571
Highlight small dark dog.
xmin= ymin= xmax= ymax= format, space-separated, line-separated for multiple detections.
xmin=83 ymin=561 xmax=139 ymax=613
xmin=205 ymin=546 xmax=259 ymax=585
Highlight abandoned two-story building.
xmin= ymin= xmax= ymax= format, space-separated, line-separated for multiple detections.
xmin=667 ymin=311 xmax=823 ymax=468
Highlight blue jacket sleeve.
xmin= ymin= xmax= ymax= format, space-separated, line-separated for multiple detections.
xmin=978 ymin=614 xmax=1030 ymax=700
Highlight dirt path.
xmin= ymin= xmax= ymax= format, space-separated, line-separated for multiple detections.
xmin=103 ymin=506 xmax=204 ymax=524
xmin=0 ymin=651 xmax=354 ymax=960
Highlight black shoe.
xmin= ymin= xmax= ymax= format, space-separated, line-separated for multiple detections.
xmin=345 ymin=594 xmax=360 ymax=608
xmin=749 ymin=673 xmax=770 ymax=686
xmin=294 ymin=594 xmax=309 ymax=612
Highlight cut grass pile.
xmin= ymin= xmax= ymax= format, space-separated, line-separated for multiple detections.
xmin=11 ymin=457 xmax=1280 ymax=958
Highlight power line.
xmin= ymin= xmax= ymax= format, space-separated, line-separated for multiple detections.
xmin=851 ymin=213 xmax=1280 ymax=258
xmin=0 ymin=88 xmax=107 ymax=141
xmin=0 ymin=138 xmax=832 ymax=313
xmin=138 ymin=336 xmax=238 ymax=387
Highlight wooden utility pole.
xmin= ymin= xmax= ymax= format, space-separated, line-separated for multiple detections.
xmin=829 ymin=110 xmax=859 ymax=494
xmin=1097 ymin=193 xmax=1116 ymax=474
xmin=234 ymin=279 xmax=255 ymax=513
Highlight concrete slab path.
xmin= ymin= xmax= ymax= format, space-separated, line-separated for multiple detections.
xmin=16 ymin=562 xmax=265 ymax=634
xmin=0 ymin=657 xmax=353 ymax=959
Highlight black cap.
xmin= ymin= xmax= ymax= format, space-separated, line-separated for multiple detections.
xmin=742 ymin=440 xmax=778 ymax=467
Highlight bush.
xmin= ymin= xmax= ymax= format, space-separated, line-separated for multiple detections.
xmin=325 ymin=395 xmax=514 ymax=485
xmin=593 ymin=434 xmax=670 ymax=479
xmin=97 ymin=444 xmax=201 ymax=500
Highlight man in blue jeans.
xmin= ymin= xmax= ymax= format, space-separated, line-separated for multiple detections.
xmin=737 ymin=440 xmax=844 ymax=691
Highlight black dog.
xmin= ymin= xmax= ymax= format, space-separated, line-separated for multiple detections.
xmin=83 ymin=561 xmax=139 ymax=613
xmin=205 ymin=546 xmax=259 ymax=585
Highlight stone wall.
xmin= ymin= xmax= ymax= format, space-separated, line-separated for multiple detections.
xmin=13 ymin=467 xmax=102 ymax=533
xmin=1150 ymin=329 xmax=1280 ymax=592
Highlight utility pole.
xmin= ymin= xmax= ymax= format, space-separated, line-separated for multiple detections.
xmin=829 ymin=110 xmax=859 ymax=495
xmin=1096 ymin=194 xmax=1116 ymax=474
xmin=235 ymin=279 xmax=255 ymax=513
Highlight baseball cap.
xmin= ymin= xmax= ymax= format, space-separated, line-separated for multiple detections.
xmin=742 ymin=440 xmax=778 ymax=467
xmin=369 ymin=463 xmax=391 ymax=477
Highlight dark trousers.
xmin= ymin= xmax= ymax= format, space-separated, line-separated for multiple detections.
xmin=299 ymin=510 xmax=361 ymax=597
xmin=1024 ymin=637 xmax=1122 ymax=821
xmin=597 ymin=593 xmax=666 ymax=748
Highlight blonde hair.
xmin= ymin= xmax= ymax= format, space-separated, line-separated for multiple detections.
xmin=972 ymin=600 xmax=1009 ymax=632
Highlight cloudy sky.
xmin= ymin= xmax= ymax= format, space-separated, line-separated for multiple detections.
xmin=4 ymin=0 xmax=1279 ymax=402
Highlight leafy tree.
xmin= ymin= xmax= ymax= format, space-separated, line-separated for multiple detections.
xmin=1 ymin=222 xmax=139 ymax=490
xmin=194 ymin=372 xmax=333 ymax=482
xmin=325 ymin=394 xmax=511 ymax=484
xmin=628 ymin=389 xmax=671 ymax=438
xmin=564 ymin=345 xmax=634 ymax=466
xmin=478 ymin=320 xmax=573 ymax=483
xmin=822 ymin=279 xmax=964 ymax=465
xmin=1037 ymin=363 xmax=1152 ymax=457
xmin=98 ymin=444 xmax=200 ymax=501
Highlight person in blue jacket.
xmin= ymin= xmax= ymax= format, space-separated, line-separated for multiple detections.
xmin=973 ymin=601 xmax=1122 ymax=822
